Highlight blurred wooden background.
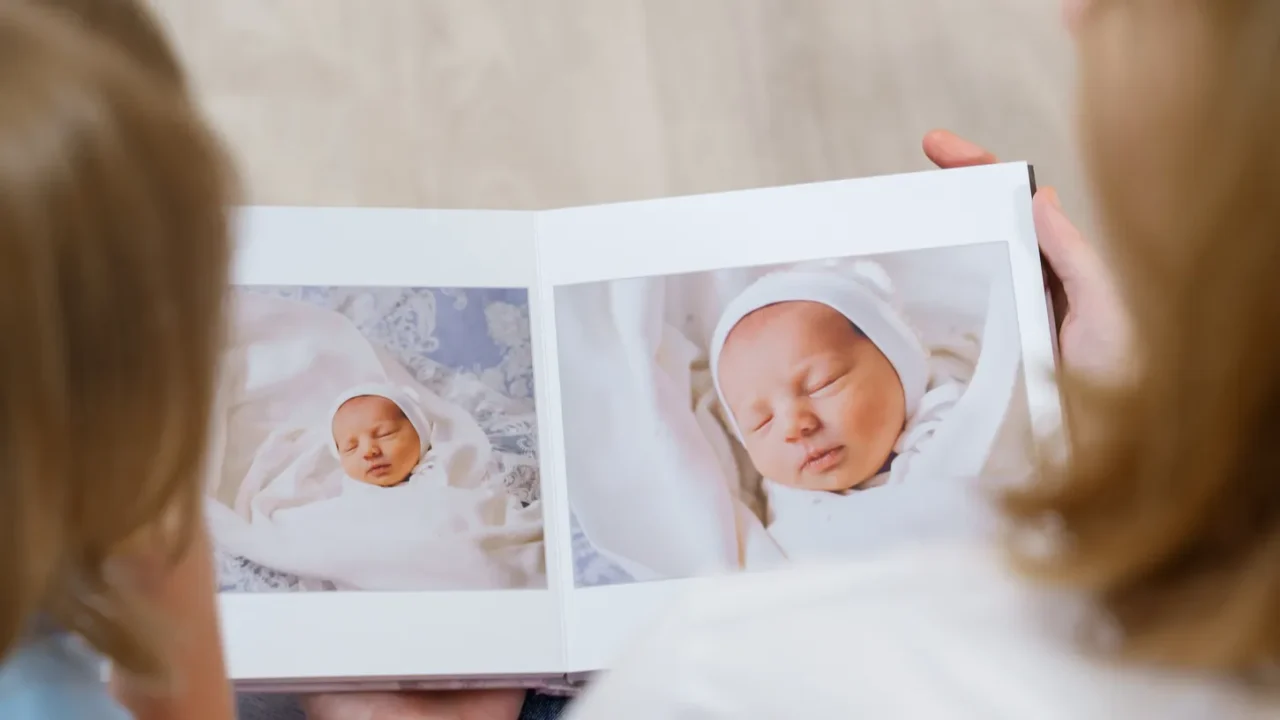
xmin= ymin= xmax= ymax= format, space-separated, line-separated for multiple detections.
xmin=149 ymin=0 xmax=1085 ymax=219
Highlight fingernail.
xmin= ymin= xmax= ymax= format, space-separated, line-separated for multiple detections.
xmin=1042 ymin=187 xmax=1063 ymax=211
xmin=1063 ymin=0 xmax=1087 ymax=32
xmin=953 ymin=134 xmax=987 ymax=155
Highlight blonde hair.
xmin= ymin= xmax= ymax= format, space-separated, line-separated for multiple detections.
xmin=0 ymin=3 xmax=235 ymax=683
xmin=1005 ymin=0 xmax=1280 ymax=679
xmin=18 ymin=0 xmax=187 ymax=89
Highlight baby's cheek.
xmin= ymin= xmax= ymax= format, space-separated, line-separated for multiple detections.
xmin=843 ymin=387 xmax=898 ymax=438
xmin=397 ymin=437 xmax=420 ymax=462
xmin=744 ymin=438 xmax=788 ymax=480
xmin=340 ymin=456 xmax=361 ymax=477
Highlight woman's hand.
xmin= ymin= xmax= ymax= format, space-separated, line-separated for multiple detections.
xmin=110 ymin=519 xmax=235 ymax=720
xmin=922 ymin=129 xmax=1131 ymax=381
xmin=301 ymin=689 xmax=526 ymax=720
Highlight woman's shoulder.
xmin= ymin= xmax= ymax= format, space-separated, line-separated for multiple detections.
xmin=570 ymin=541 xmax=1275 ymax=719
xmin=0 ymin=633 xmax=131 ymax=719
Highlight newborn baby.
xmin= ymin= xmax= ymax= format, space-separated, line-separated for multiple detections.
xmin=710 ymin=260 xmax=929 ymax=495
xmin=207 ymin=380 xmax=545 ymax=591
xmin=329 ymin=383 xmax=434 ymax=488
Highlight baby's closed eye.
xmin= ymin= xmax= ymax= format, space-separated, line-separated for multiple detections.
xmin=806 ymin=372 xmax=845 ymax=396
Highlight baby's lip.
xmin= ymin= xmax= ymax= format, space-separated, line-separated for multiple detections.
xmin=799 ymin=445 xmax=845 ymax=473
xmin=367 ymin=462 xmax=391 ymax=474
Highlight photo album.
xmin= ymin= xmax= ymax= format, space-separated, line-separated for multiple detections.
xmin=211 ymin=161 xmax=1063 ymax=694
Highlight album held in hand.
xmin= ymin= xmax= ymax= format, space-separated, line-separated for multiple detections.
xmin=212 ymin=162 xmax=1062 ymax=694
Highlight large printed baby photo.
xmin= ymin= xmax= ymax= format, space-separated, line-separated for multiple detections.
xmin=204 ymin=285 xmax=547 ymax=593
xmin=559 ymin=242 xmax=1035 ymax=587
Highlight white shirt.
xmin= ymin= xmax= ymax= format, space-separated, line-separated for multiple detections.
xmin=566 ymin=542 xmax=1277 ymax=719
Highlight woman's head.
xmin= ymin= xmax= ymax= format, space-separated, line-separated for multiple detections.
xmin=16 ymin=0 xmax=187 ymax=89
xmin=1006 ymin=0 xmax=1280 ymax=679
xmin=0 ymin=2 xmax=234 ymax=683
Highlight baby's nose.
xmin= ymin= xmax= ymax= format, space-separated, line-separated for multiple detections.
xmin=362 ymin=441 xmax=381 ymax=458
xmin=783 ymin=407 xmax=819 ymax=439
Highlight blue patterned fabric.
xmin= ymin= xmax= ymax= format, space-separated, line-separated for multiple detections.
xmin=251 ymin=285 xmax=535 ymax=399
xmin=571 ymin=514 xmax=634 ymax=587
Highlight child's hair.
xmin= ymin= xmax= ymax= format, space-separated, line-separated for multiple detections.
xmin=0 ymin=2 xmax=235 ymax=683
xmin=15 ymin=0 xmax=186 ymax=89
xmin=1003 ymin=0 xmax=1280 ymax=680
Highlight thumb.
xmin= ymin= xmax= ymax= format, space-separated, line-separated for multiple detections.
xmin=1063 ymin=0 xmax=1088 ymax=34
xmin=1033 ymin=187 xmax=1095 ymax=297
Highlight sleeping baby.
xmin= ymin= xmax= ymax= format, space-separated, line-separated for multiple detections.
xmin=710 ymin=260 xmax=929 ymax=493
xmin=710 ymin=260 xmax=975 ymax=557
xmin=211 ymin=381 xmax=543 ymax=590
xmin=329 ymin=383 xmax=434 ymax=490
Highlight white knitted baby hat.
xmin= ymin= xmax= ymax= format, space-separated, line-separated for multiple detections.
xmin=709 ymin=259 xmax=929 ymax=440
xmin=327 ymin=382 xmax=434 ymax=458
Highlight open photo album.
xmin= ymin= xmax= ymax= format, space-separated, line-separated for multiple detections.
xmin=212 ymin=161 xmax=1063 ymax=694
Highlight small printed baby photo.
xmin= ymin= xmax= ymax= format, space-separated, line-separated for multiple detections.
xmin=558 ymin=243 xmax=1036 ymax=587
xmin=205 ymin=286 xmax=547 ymax=593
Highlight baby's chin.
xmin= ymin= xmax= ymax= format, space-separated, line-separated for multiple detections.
xmin=349 ymin=474 xmax=412 ymax=488
xmin=775 ymin=466 xmax=886 ymax=493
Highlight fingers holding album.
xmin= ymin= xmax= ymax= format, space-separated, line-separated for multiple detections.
xmin=921 ymin=131 xmax=1130 ymax=378
xmin=1031 ymin=188 xmax=1132 ymax=380
xmin=922 ymin=129 xmax=999 ymax=169
xmin=556 ymin=244 xmax=1040 ymax=588
xmin=204 ymin=285 xmax=548 ymax=593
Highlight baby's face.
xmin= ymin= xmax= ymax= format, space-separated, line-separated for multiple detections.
xmin=331 ymin=395 xmax=422 ymax=487
xmin=718 ymin=301 xmax=906 ymax=492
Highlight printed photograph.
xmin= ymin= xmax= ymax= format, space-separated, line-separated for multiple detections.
xmin=206 ymin=286 xmax=546 ymax=592
xmin=558 ymin=243 xmax=1036 ymax=587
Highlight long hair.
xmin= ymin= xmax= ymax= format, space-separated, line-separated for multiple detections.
xmin=17 ymin=0 xmax=187 ymax=88
xmin=0 ymin=4 xmax=235 ymax=682
xmin=1004 ymin=0 xmax=1280 ymax=678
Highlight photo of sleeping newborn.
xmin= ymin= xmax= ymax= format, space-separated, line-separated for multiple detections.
xmin=557 ymin=243 xmax=1035 ymax=587
xmin=205 ymin=285 xmax=547 ymax=593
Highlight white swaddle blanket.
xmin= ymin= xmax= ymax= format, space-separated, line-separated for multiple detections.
xmin=556 ymin=275 xmax=784 ymax=583
xmin=203 ymin=292 xmax=545 ymax=591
